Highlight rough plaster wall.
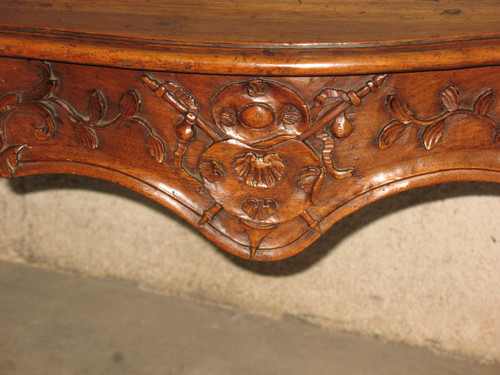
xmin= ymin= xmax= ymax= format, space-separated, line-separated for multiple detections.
xmin=0 ymin=175 xmax=498 ymax=364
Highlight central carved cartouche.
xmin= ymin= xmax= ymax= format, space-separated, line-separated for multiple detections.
xmin=141 ymin=75 xmax=387 ymax=259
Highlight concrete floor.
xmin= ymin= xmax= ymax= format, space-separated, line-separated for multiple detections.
xmin=0 ymin=260 xmax=499 ymax=375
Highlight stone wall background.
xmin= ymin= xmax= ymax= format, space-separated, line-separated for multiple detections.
xmin=0 ymin=175 xmax=498 ymax=364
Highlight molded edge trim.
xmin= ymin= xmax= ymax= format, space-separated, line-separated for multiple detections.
xmin=260 ymin=169 xmax=500 ymax=260
xmin=0 ymin=31 xmax=499 ymax=76
xmin=12 ymin=161 xmax=500 ymax=261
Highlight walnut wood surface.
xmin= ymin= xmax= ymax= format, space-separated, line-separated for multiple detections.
xmin=0 ymin=58 xmax=498 ymax=260
xmin=0 ymin=1 xmax=499 ymax=74
xmin=2 ymin=0 xmax=499 ymax=44
xmin=0 ymin=2 xmax=499 ymax=260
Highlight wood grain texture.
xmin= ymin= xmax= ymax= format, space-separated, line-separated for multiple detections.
xmin=1 ymin=0 xmax=499 ymax=45
xmin=0 ymin=58 xmax=498 ymax=260
xmin=0 ymin=0 xmax=499 ymax=74
xmin=0 ymin=1 xmax=498 ymax=260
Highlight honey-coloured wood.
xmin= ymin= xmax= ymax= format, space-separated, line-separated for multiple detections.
xmin=0 ymin=58 xmax=498 ymax=260
xmin=0 ymin=1 xmax=499 ymax=75
xmin=2 ymin=0 xmax=499 ymax=45
xmin=0 ymin=1 xmax=499 ymax=260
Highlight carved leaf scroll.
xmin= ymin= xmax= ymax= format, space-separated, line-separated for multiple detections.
xmin=25 ymin=102 xmax=56 ymax=140
xmin=379 ymin=120 xmax=407 ymax=149
xmin=422 ymin=120 xmax=445 ymax=150
xmin=387 ymin=95 xmax=414 ymax=123
xmin=0 ymin=145 xmax=26 ymax=178
xmin=441 ymin=85 xmax=460 ymax=112
xmin=379 ymin=86 xmax=499 ymax=149
xmin=474 ymin=89 xmax=494 ymax=116
xmin=71 ymin=120 xmax=97 ymax=149
xmin=22 ymin=60 xmax=57 ymax=102
xmin=119 ymin=90 xmax=141 ymax=118
xmin=0 ymin=61 xmax=164 ymax=179
xmin=87 ymin=90 xmax=105 ymax=124
xmin=146 ymin=134 xmax=165 ymax=163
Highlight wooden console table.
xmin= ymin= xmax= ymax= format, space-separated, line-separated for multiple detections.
xmin=0 ymin=1 xmax=498 ymax=261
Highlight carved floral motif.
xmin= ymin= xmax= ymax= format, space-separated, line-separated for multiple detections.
xmin=378 ymin=85 xmax=500 ymax=149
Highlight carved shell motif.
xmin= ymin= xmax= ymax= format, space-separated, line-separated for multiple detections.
xmin=281 ymin=105 xmax=301 ymax=126
xmin=242 ymin=198 xmax=277 ymax=221
xmin=298 ymin=167 xmax=321 ymax=194
xmin=199 ymin=159 xmax=224 ymax=183
xmin=234 ymin=152 xmax=285 ymax=188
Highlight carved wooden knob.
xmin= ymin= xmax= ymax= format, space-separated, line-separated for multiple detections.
xmin=239 ymin=104 xmax=274 ymax=129
xmin=176 ymin=121 xmax=195 ymax=141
